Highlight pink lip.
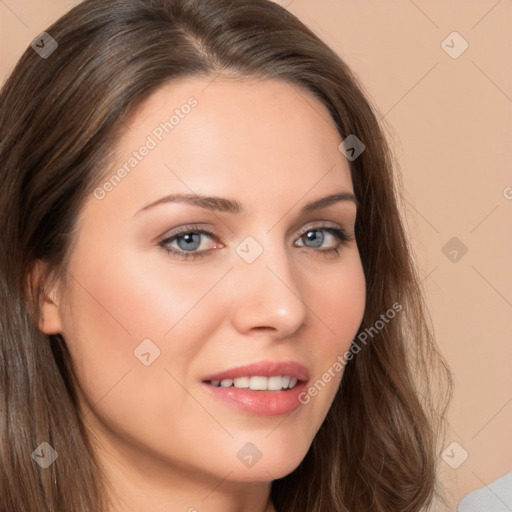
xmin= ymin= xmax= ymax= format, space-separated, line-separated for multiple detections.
xmin=201 ymin=360 xmax=310 ymax=383
xmin=201 ymin=360 xmax=310 ymax=416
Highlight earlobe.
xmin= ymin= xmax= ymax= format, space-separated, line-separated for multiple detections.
xmin=39 ymin=289 xmax=63 ymax=335
xmin=29 ymin=260 xmax=64 ymax=335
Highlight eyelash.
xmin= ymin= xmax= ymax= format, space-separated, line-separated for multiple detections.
xmin=159 ymin=224 xmax=354 ymax=261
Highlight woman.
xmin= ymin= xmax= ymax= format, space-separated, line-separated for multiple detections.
xmin=0 ymin=0 xmax=451 ymax=510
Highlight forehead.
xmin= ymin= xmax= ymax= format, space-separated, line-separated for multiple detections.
xmin=90 ymin=76 xmax=353 ymax=218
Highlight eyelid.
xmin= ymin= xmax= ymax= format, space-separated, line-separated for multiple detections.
xmin=295 ymin=220 xmax=353 ymax=238
xmin=158 ymin=223 xmax=222 ymax=242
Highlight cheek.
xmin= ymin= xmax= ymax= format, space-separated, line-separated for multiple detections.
xmin=58 ymin=244 xmax=231 ymax=424
xmin=61 ymin=243 xmax=226 ymax=352
xmin=298 ymin=253 xmax=366 ymax=413
xmin=308 ymin=252 xmax=366 ymax=353
xmin=57 ymin=252 xmax=222 ymax=467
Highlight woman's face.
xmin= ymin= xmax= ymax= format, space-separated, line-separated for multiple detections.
xmin=41 ymin=77 xmax=366 ymax=488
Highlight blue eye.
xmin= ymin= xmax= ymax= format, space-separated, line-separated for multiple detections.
xmin=295 ymin=227 xmax=353 ymax=255
xmin=173 ymin=232 xmax=202 ymax=252
xmin=159 ymin=225 xmax=353 ymax=261
xmin=160 ymin=228 xmax=218 ymax=260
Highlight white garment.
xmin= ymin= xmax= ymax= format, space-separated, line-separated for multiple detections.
xmin=457 ymin=471 xmax=512 ymax=512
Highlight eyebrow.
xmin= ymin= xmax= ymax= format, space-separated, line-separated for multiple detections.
xmin=135 ymin=189 xmax=359 ymax=216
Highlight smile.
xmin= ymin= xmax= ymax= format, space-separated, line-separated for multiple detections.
xmin=201 ymin=361 xmax=310 ymax=416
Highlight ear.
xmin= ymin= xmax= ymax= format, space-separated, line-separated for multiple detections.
xmin=29 ymin=260 xmax=64 ymax=335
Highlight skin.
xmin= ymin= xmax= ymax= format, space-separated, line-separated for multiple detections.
xmin=38 ymin=76 xmax=366 ymax=512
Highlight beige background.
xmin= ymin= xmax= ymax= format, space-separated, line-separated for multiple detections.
xmin=1 ymin=0 xmax=510 ymax=509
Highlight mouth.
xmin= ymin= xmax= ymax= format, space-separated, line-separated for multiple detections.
xmin=201 ymin=360 xmax=310 ymax=416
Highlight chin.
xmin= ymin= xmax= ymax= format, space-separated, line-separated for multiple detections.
xmin=216 ymin=445 xmax=309 ymax=483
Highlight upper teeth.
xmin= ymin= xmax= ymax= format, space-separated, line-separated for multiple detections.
xmin=208 ymin=376 xmax=298 ymax=390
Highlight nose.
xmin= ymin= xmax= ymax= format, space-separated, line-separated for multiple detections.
xmin=229 ymin=242 xmax=308 ymax=339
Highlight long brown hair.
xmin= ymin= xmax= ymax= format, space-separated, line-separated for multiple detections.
xmin=0 ymin=0 xmax=451 ymax=510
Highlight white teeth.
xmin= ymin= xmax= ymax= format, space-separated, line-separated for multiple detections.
xmin=233 ymin=377 xmax=250 ymax=388
xmin=249 ymin=376 xmax=268 ymax=390
xmin=208 ymin=375 xmax=299 ymax=390
xmin=267 ymin=376 xmax=282 ymax=390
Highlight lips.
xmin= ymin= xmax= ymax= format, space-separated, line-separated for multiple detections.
xmin=201 ymin=360 xmax=310 ymax=416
